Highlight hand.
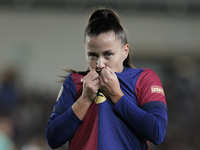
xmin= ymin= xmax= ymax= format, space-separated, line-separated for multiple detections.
xmin=81 ymin=69 xmax=99 ymax=102
xmin=99 ymin=66 xmax=124 ymax=104
xmin=72 ymin=69 xmax=99 ymax=120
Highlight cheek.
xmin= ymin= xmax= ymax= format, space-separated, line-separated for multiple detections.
xmin=115 ymin=53 xmax=124 ymax=64
xmin=112 ymin=54 xmax=124 ymax=70
xmin=87 ymin=59 xmax=96 ymax=70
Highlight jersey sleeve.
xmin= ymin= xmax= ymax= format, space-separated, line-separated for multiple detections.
xmin=45 ymin=74 xmax=82 ymax=149
xmin=136 ymin=69 xmax=167 ymax=111
xmin=113 ymin=69 xmax=167 ymax=145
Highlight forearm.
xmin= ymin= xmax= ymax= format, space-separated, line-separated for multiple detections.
xmin=113 ymin=95 xmax=167 ymax=145
xmin=45 ymin=107 xmax=82 ymax=149
xmin=46 ymin=96 xmax=93 ymax=149
xmin=72 ymin=96 xmax=93 ymax=120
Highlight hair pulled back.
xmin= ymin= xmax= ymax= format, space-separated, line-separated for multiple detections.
xmin=60 ymin=7 xmax=134 ymax=78
xmin=84 ymin=7 xmax=134 ymax=68
xmin=84 ymin=8 xmax=127 ymax=45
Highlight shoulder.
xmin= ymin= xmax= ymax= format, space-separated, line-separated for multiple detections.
xmin=135 ymin=68 xmax=166 ymax=108
xmin=116 ymin=67 xmax=144 ymax=79
xmin=139 ymin=68 xmax=158 ymax=77
xmin=136 ymin=68 xmax=163 ymax=87
xmin=63 ymin=73 xmax=85 ymax=85
xmin=71 ymin=73 xmax=85 ymax=85
xmin=118 ymin=67 xmax=160 ymax=82
xmin=117 ymin=67 xmax=151 ymax=85
xmin=65 ymin=73 xmax=85 ymax=100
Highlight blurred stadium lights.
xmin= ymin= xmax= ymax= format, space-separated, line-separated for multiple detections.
xmin=0 ymin=0 xmax=200 ymax=13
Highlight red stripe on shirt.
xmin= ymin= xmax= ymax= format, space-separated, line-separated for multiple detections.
xmin=135 ymin=69 xmax=166 ymax=107
xmin=69 ymin=73 xmax=98 ymax=150
xmin=68 ymin=102 xmax=98 ymax=150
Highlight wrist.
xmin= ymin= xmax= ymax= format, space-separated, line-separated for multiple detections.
xmin=72 ymin=96 xmax=93 ymax=121
xmin=79 ymin=95 xmax=94 ymax=105
xmin=110 ymin=91 xmax=124 ymax=105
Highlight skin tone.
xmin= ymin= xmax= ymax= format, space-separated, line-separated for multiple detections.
xmin=72 ymin=31 xmax=129 ymax=120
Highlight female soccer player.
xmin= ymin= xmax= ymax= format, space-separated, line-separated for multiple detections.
xmin=45 ymin=7 xmax=167 ymax=150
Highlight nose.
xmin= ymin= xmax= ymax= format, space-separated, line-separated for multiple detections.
xmin=97 ymin=57 xmax=105 ymax=69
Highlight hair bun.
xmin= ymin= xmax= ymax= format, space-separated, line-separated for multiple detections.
xmin=88 ymin=8 xmax=120 ymax=24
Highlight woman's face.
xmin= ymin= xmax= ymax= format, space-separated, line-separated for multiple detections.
xmin=85 ymin=31 xmax=129 ymax=73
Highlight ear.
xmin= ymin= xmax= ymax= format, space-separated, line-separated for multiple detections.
xmin=123 ymin=44 xmax=129 ymax=61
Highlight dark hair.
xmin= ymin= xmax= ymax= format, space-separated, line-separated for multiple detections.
xmin=84 ymin=8 xmax=127 ymax=44
xmin=62 ymin=7 xmax=134 ymax=77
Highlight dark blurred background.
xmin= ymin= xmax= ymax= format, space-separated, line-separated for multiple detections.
xmin=0 ymin=0 xmax=200 ymax=150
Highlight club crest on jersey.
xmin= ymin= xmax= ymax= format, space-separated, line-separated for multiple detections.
xmin=151 ymin=85 xmax=165 ymax=96
xmin=95 ymin=92 xmax=106 ymax=104
xmin=56 ymin=85 xmax=64 ymax=101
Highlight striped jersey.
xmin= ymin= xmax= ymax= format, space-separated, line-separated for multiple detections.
xmin=46 ymin=67 xmax=167 ymax=150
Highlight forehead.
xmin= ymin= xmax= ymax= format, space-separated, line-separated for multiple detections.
xmin=85 ymin=32 xmax=122 ymax=50
xmin=86 ymin=32 xmax=116 ymax=43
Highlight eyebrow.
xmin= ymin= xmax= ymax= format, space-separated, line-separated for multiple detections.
xmin=87 ymin=50 xmax=113 ymax=54
xmin=102 ymin=50 xmax=113 ymax=54
xmin=87 ymin=52 xmax=99 ymax=56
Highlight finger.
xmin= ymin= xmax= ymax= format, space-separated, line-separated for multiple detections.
xmin=101 ymin=67 xmax=110 ymax=78
xmin=99 ymin=74 xmax=104 ymax=85
xmin=91 ymin=69 xmax=100 ymax=80
xmin=105 ymin=66 xmax=115 ymax=75
xmin=100 ymin=67 xmax=113 ymax=82
xmin=84 ymin=69 xmax=99 ymax=82
xmin=93 ymin=78 xmax=99 ymax=86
